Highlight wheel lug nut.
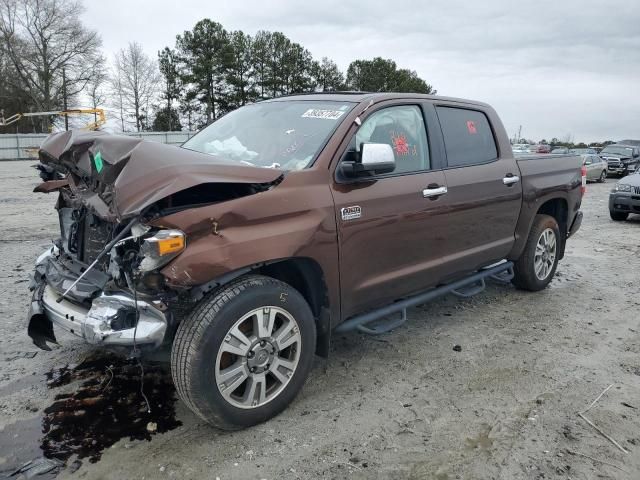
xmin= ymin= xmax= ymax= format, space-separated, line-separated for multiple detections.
xmin=260 ymin=340 xmax=266 ymax=347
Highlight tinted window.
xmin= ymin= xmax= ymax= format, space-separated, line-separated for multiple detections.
xmin=436 ymin=107 xmax=498 ymax=167
xmin=355 ymin=105 xmax=430 ymax=173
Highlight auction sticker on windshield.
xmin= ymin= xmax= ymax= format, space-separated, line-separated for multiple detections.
xmin=302 ymin=109 xmax=345 ymax=120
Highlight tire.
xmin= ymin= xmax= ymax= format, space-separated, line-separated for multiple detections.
xmin=171 ymin=275 xmax=316 ymax=430
xmin=610 ymin=210 xmax=628 ymax=221
xmin=598 ymin=170 xmax=606 ymax=183
xmin=512 ymin=214 xmax=560 ymax=291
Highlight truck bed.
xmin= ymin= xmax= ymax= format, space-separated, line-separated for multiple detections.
xmin=516 ymin=153 xmax=582 ymax=195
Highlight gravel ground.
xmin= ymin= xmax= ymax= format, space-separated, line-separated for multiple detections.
xmin=0 ymin=160 xmax=639 ymax=480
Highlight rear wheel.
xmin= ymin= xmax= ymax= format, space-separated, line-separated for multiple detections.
xmin=610 ymin=210 xmax=628 ymax=221
xmin=512 ymin=214 xmax=560 ymax=291
xmin=598 ymin=170 xmax=606 ymax=183
xmin=171 ymin=275 xmax=316 ymax=430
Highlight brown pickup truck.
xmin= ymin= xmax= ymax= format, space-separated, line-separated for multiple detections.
xmin=27 ymin=92 xmax=584 ymax=429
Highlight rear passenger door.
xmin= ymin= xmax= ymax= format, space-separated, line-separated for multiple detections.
xmin=430 ymin=104 xmax=523 ymax=280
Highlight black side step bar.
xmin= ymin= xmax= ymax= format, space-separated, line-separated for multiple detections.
xmin=335 ymin=261 xmax=514 ymax=335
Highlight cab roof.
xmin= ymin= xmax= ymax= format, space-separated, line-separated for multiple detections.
xmin=264 ymin=91 xmax=490 ymax=108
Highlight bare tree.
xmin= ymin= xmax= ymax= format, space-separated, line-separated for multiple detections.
xmin=0 ymin=0 xmax=102 ymax=131
xmin=86 ymin=55 xmax=108 ymax=123
xmin=110 ymin=64 xmax=126 ymax=132
xmin=111 ymin=42 xmax=161 ymax=132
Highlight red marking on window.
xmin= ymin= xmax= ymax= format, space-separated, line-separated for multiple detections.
xmin=392 ymin=133 xmax=410 ymax=155
xmin=467 ymin=121 xmax=477 ymax=134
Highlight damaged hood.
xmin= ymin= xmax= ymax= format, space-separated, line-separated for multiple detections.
xmin=38 ymin=130 xmax=283 ymax=221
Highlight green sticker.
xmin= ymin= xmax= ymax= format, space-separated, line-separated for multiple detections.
xmin=94 ymin=151 xmax=103 ymax=173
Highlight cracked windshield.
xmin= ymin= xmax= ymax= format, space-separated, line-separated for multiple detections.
xmin=183 ymin=101 xmax=355 ymax=170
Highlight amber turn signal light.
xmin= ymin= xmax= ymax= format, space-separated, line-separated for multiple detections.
xmin=157 ymin=235 xmax=185 ymax=255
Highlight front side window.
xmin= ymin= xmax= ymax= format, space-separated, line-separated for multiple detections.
xmin=353 ymin=105 xmax=430 ymax=174
xmin=436 ymin=106 xmax=498 ymax=167
xmin=182 ymin=101 xmax=355 ymax=171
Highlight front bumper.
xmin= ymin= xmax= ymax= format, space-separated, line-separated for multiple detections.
xmin=607 ymin=165 xmax=627 ymax=175
xmin=609 ymin=192 xmax=640 ymax=214
xmin=27 ymin=248 xmax=168 ymax=350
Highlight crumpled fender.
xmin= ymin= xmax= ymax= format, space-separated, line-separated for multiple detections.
xmin=38 ymin=130 xmax=283 ymax=221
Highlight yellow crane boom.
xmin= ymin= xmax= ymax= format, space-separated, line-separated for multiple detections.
xmin=0 ymin=108 xmax=106 ymax=130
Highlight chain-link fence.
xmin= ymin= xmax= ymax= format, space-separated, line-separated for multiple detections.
xmin=0 ymin=131 xmax=197 ymax=160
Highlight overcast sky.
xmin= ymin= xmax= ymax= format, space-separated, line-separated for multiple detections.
xmin=83 ymin=0 xmax=640 ymax=143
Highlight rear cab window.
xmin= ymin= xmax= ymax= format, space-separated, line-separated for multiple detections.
xmin=435 ymin=106 xmax=498 ymax=167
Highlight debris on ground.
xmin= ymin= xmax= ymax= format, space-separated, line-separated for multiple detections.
xmin=10 ymin=457 xmax=63 ymax=478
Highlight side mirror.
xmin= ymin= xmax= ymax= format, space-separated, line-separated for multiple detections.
xmin=341 ymin=143 xmax=396 ymax=178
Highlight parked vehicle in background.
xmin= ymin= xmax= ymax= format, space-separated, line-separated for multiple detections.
xmin=27 ymin=92 xmax=584 ymax=429
xmin=512 ymin=144 xmax=530 ymax=154
xmin=582 ymin=154 xmax=607 ymax=183
xmin=600 ymin=143 xmax=640 ymax=177
xmin=609 ymin=170 xmax=640 ymax=220
xmin=618 ymin=139 xmax=640 ymax=147
xmin=570 ymin=148 xmax=597 ymax=155
xmin=551 ymin=147 xmax=569 ymax=154
xmin=530 ymin=144 xmax=551 ymax=154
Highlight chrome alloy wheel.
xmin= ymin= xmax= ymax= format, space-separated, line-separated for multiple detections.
xmin=534 ymin=227 xmax=557 ymax=280
xmin=215 ymin=306 xmax=301 ymax=409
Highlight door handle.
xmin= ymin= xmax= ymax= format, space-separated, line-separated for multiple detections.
xmin=503 ymin=175 xmax=520 ymax=185
xmin=423 ymin=185 xmax=448 ymax=198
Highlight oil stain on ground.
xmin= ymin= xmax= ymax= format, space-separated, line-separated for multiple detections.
xmin=0 ymin=352 xmax=181 ymax=477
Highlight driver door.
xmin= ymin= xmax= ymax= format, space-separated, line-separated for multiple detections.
xmin=330 ymin=104 xmax=450 ymax=318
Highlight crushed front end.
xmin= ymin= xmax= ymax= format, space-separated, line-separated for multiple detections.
xmin=27 ymin=130 xmax=283 ymax=351
xmin=27 ymin=205 xmax=184 ymax=351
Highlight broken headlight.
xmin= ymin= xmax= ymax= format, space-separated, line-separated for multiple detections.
xmin=138 ymin=229 xmax=186 ymax=272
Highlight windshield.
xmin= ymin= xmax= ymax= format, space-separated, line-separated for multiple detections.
xmin=601 ymin=146 xmax=633 ymax=155
xmin=182 ymin=100 xmax=355 ymax=170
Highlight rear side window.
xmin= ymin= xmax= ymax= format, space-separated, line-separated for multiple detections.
xmin=436 ymin=106 xmax=498 ymax=167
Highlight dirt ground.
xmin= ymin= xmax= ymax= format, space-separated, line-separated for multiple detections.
xmin=0 ymin=160 xmax=639 ymax=480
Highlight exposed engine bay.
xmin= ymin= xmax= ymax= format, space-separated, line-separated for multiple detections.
xmin=27 ymin=130 xmax=283 ymax=351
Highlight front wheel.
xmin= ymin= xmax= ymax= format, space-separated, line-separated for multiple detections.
xmin=610 ymin=210 xmax=628 ymax=221
xmin=598 ymin=170 xmax=607 ymax=183
xmin=512 ymin=214 xmax=560 ymax=291
xmin=171 ymin=275 xmax=316 ymax=430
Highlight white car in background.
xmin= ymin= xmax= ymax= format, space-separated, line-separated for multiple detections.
xmin=581 ymin=154 xmax=607 ymax=183
xmin=512 ymin=143 xmax=530 ymax=154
